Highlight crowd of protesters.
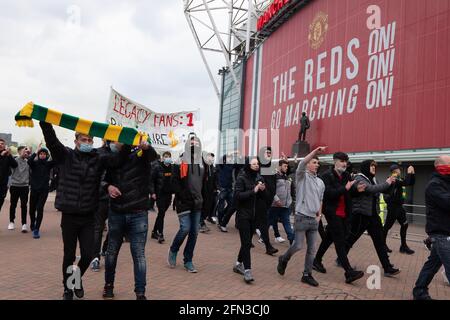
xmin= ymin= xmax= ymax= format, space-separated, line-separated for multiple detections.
xmin=0 ymin=129 xmax=449 ymax=301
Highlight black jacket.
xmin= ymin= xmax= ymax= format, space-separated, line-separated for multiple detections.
xmin=320 ymin=168 xmax=352 ymax=219
xmin=350 ymin=160 xmax=390 ymax=217
xmin=425 ymin=172 xmax=450 ymax=236
xmin=158 ymin=162 xmax=175 ymax=195
xmin=0 ymin=153 xmax=17 ymax=187
xmin=235 ymin=166 xmax=269 ymax=221
xmin=149 ymin=160 xmax=163 ymax=195
xmin=172 ymin=137 xmax=206 ymax=213
xmin=383 ymin=173 xmax=415 ymax=205
xmin=28 ymin=152 xmax=56 ymax=192
xmin=203 ymin=162 xmax=219 ymax=195
xmin=105 ymin=147 xmax=157 ymax=213
xmin=40 ymin=121 xmax=128 ymax=215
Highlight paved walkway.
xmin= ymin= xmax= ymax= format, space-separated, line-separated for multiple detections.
xmin=0 ymin=194 xmax=449 ymax=300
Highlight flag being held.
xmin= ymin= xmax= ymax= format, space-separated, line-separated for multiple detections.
xmin=15 ymin=102 xmax=149 ymax=146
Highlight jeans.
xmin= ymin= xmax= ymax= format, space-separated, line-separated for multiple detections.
xmin=105 ymin=210 xmax=148 ymax=294
xmin=345 ymin=213 xmax=391 ymax=270
xmin=280 ymin=214 xmax=319 ymax=275
xmin=315 ymin=214 xmax=352 ymax=272
xmin=61 ymin=213 xmax=95 ymax=291
xmin=170 ymin=210 xmax=201 ymax=264
xmin=153 ymin=193 xmax=172 ymax=235
xmin=268 ymin=207 xmax=294 ymax=242
xmin=383 ymin=204 xmax=409 ymax=247
xmin=217 ymin=188 xmax=233 ymax=224
xmin=9 ymin=186 xmax=29 ymax=224
xmin=413 ymin=235 xmax=450 ymax=298
xmin=93 ymin=200 xmax=109 ymax=259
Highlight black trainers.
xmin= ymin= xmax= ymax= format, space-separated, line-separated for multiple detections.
xmin=265 ymin=246 xmax=278 ymax=256
xmin=277 ymin=256 xmax=288 ymax=275
xmin=301 ymin=274 xmax=319 ymax=287
xmin=385 ymin=245 xmax=393 ymax=253
xmin=312 ymin=259 xmax=327 ymax=274
xmin=73 ymin=281 xmax=84 ymax=299
xmin=400 ymin=245 xmax=415 ymax=255
xmin=384 ymin=267 xmax=401 ymax=277
xmin=63 ymin=289 xmax=74 ymax=300
xmin=136 ymin=293 xmax=147 ymax=300
xmin=158 ymin=233 xmax=165 ymax=244
xmin=103 ymin=283 xmax=115 ymax=299
xmin=345 ymin=269 xmax=365 ymax=284
xmin=151 ymin=231 xmax=158 ymax=240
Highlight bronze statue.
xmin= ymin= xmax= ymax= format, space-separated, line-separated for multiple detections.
xmin=298 ymin=112 xmax=310 ymax=141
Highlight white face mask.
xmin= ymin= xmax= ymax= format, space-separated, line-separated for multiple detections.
xmin=335 ymin=166 xmax=347 ymax=174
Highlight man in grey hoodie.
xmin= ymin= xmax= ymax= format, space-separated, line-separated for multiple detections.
xmin=168 ymin=134 xmax=206 ymax=273
xmin=9 ymin=146 xmax=31 ymax=232
xmin=277 ymin=146 xmax=326 ymax=287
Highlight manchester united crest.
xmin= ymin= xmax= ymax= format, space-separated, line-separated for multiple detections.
xmin=309 ymin=11 xmax=328 ymax=50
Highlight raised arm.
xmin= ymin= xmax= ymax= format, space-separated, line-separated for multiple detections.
xmin=296 ymin=146 xmax=326 ymax=181
xmin=39 ymin=121 xmax=68 ymax=163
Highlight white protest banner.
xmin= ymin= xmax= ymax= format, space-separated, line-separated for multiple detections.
xmin=106 ymin=88 xmax=200 ymax=151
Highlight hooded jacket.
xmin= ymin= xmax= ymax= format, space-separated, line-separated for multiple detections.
xmin=10 ymin=156 xmax=30 ymax=187
xmin=235 ymin=158 xmax=269 ymax=221
xmin=172 ymin=136 xmax=206 ymax=213
xmin=257 ymin=146 xmax=277 ymax=209
xmin=28 ymin=149 xmax=56 ymax=192
xmin=350 ymin=160 xmax=390 ymax=217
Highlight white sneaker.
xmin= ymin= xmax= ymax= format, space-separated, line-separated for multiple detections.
xmin=255 ymin=229 xmax=261 ymax=237
xmin=7 ymin=222 xmax=15 ymax=230
xmin=275 ymin=236 xmax=286 ymax=243
xmin=21 ymin=224 xmax=28 ymax=233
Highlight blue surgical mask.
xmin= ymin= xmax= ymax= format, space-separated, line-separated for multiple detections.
xmin=164 ymin=158 xmax=172 ymax=165
xmin=79 ymin=143 xmax=93 ymax=153
xmin=109 ymin=143 xmax=119 ymax=153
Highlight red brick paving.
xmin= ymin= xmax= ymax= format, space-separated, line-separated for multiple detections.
xmin=0 ymin=193 xmax=449 ymax=300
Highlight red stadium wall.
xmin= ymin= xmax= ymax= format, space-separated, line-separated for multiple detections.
xmin=242 ymin=0 xmax=450 ymax=155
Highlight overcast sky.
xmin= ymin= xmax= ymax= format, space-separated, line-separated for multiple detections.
xmin=0 ymin=1 xmax=223 ymax=152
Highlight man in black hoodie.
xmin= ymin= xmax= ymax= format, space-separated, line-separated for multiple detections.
xmin=28 ymin=147 xmax=56 ymax=239
xmin=168 ymin=135 xmax=206 ymax=273
xmin=151 ymin=151 xmax=174 ymax=243
xmin=383 ymin=164 xmax=416 ymax=254
xmin=413 ymin=155 xmax=450 ymax=300
xmin=199 ymin=152 xmax=218 ymax=233
xmin=256 ymin=146 xmax=278 ymax=256
xmin=0 ymin=138 xmax=17 ymax=212
xmin=102 ymin=140 xmax=157 ymax=300
xmin=346 ymin=159 xmax=400 ymax=277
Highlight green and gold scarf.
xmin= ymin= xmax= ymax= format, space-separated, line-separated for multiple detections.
xmin=15 ymin=102 xmax=148 ymax=146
